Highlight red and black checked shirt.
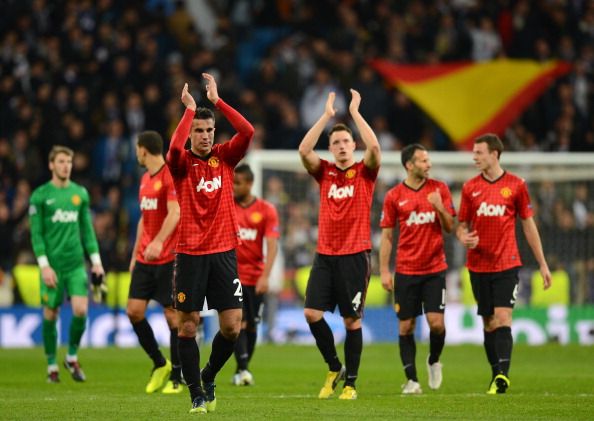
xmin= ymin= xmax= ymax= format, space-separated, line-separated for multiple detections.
xmin=166 ymin=101 xmax=254 ymax=255
xmin=380 ymin=179 xmax=456 ymax=275
xmin=136 ymin=165 xmax=178 ymax=264
xmin=310 ymin=159 xmax=378 ymax=255
xmin=235 ymin=198 xmax=280 ymax=286
xmin=458 ymin=171 xmax=533 ymax=273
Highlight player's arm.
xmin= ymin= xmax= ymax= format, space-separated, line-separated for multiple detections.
xmin=256 ymin=236 xmax=278 ymax=295
xmin=521 ymin=216 xmax=552 ymax=290
xmin=298 ymin=92 xmax=337 ymax=174
xmin=79 ymin=190 xmax=104 ymax=277
xmin=455 ymin=221 xmax=479 ymax=249
xmin=349 ymin=89 xmax=381 ymax=170
xmin=29 ymin=191 xmax=57 ymax=288
xmin=167 ymin=83 xmax=196 ymax=170
xmin=202 ymin=73 xmax=255 ymax=161
xmin=129 ymin=216 xmax=143 ymax=272
xmin=427 ymin=188 xmax=454 ymax=233
xmin=144 ymin=200 xmax=180 ymax=262
xmin=379 ymin=228 xmax=394 ymax=292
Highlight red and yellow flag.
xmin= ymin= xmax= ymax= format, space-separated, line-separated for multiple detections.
xmin=370 ymin=58 xmax=571 ymax=149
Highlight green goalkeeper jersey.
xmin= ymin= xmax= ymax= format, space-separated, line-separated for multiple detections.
xmin=29 ymin=181 xmax=100 ymax=272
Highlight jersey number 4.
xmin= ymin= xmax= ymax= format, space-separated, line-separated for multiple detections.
xmin=352 ymin=292 xmax=362 ymax=311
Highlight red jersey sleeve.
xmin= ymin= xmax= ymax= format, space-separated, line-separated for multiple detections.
xmin=380 ymin=189 xmax=398 ymax=228
xmin=458 ymin=183 xmax=471 ymax=223
xmin=215 ymin=99 xmax=255 ymax=167
xmin=440 ymin=182 xmax=457 ymax=217
xmin=516 ymin=179 xmax=534 ymax=219
xmin=264 ymin=203 xmax=280 ymax=238
xmin=167 ymin=108 xmax=195 ymax=177
xmin=164 ymin=170 xmax=177 ymax=202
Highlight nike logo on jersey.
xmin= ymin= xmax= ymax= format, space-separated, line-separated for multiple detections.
xmin=46 ymin=199 xmax=55 ymax=205
xmin=328 ymin=184 xmax=354 ymax=199
xmin=399 ymin=200 xmax=408 ymax=207
xmin=477 ymin=202 xmax=506 ymax=216
xmin=328 ymin=171 xmax=337 ymax=176
xmin=192 ymin=163 xmax=200 ymax=166
xmin=472 ymin=191 xmax=481 ymax=197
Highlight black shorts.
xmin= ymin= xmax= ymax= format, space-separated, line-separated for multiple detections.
xmin=129 ymin=261 xmax=174 ymax=307
xmin=393 ymin=271 xmax=446 ymax=320
xmin=172 ymin=251 xmax=243 ymax=313
xmin=241 ymin=285 xmax=264 ymax=326
xmin=304 ymin=251 xmax=371 ymax=319
xmin=470 ymin=268 xmax=519 ymax=316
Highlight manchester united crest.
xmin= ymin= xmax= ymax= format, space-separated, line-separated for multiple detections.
xmin=500 ymin=187 xmax=512 ymax=198
xmin=153 ymin=180 xmax=162 ymax=191
xmin=208 ymin=157 xmax=220 ymax=168
xmin=71 ymin=194 xmax=81 ymax=206
xmin=250 ymin=212 xmax=263 ymax=223
xmin=345 ymin=169 xmax=356 ymax=179
xmin=177 ymin=292 xmax=186 ymax=303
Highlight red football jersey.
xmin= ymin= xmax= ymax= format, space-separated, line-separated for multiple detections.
xmin=235 ymin=198 xmax=280 ymax=286
xmin=381 ymin=179 xmax=456 ymax=275
xmin=458 ymin=171 xmax=533 ymax=273
xmin=166 ymin=101 xmax=254 ymax=255
xmin=136 ymin=165 xmax=178 ymax=264
xmin=310 ymin=159 xmax=378 ymax=255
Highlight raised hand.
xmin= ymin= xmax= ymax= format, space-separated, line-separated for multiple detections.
xmin=349 ymin=88 xmax=361 ymax=115
xmin=181 ymin=83 xmax=197 ymax=111
xmin=202 ymin=72 xmax=220 ymax=104
xmin=324 ymin=92 xmax=337 ymax=118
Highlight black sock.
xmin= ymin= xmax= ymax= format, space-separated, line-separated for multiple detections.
xmin=484 ymin=330 xmax=499 ymax=379
xmin=399 ymin=334 xmax=417 ymax=381
xmin=169 ymin=328 xmax=181 ymax=381
xmin=132 ymin=319 xmax=165 ymax=367
xmin=246 ymin=329 xmax=257 ymax=363
xmin=428 ymin=330 xmax=446 ymax=365
xmin=178 ymin=336 xmax=202 ymax=401
xmin=495 ymin=326 xmax=513 ymax=376
xmin=234 ymin=329 xmax=249 ymax=371
xmin=202 ymin=331 xmax=236 ymax=383
xmin=344 ymin=328 xmax=362 ymax=387
xmin=308 ymin=318 xmax=341 ymax=372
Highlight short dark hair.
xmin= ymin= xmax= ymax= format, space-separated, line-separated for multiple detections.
xmin=401 ymin=143 xmax=426 ymax=167
xmin=195 ymin=107 xmax=215 ymax=121
xmin=49 ymin=145 xmax=74 ymax=162
xmin=137 ymin=130 xmax=163 ymax=155
xmin=328 ymin=123 xmax=352 ymax=138
xmin=475 ymin=133 xmax=504 ymax=159
xmin=235 ymin=163 xmax=254 ymax=182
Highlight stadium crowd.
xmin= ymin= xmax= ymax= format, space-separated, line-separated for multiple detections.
xmin=0 ymin=0 xmax=593 ymax=305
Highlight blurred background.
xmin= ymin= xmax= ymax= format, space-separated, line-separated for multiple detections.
xmin=0 ymin=0 xmax=593 ymax=346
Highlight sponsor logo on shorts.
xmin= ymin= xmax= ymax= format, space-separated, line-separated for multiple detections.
xmin=394 ymin=303 xmax=400 ymax=313
xmin=177 ymin=292 xmax=186 ymax=303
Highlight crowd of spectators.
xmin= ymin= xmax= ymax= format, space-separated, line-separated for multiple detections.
xmin=0 ymin=0 xmax=593 ymax=305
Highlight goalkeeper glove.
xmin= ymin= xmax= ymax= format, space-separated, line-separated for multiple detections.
xmin=91 ymin=273 xmax=107 ymax=303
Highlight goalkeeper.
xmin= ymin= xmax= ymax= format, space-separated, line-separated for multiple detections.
xmin=29 ymin=145 xmax=105 ymax=383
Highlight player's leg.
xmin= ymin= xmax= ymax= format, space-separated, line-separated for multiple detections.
xmin=233 ymin=285 xmax=252 ymax=384
xmin=200 ymin=250 xmax=243 ymax=412
xmin=41 ymin=272 xmax=63 ymax=383
xmin=334 ymin=251 xmax=371 ymax=400
xmin=394 ymin=273 xmax=423 ymax=394
xmin=422 ymin=272 xmax=446 ymax=390
xmin=173 ymin=253 xmax=208 ymax=413
xmin=470 ymin=271 xmax=500 ymax=392
xmin=153 ymin=261 xmax=182 ymax=393
xmin=304 ymin=254 xmax=344 ymax=398
xmin=488 ymin=269 xmax=519 ymax=394
xmin=127 ymin=263 xmax=170 ymax=392
xmin=64 ymin=266 xmax=90 ymax=382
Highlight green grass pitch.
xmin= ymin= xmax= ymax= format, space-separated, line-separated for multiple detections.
xmin=0 ymin=343 xmax=592 ymax=420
